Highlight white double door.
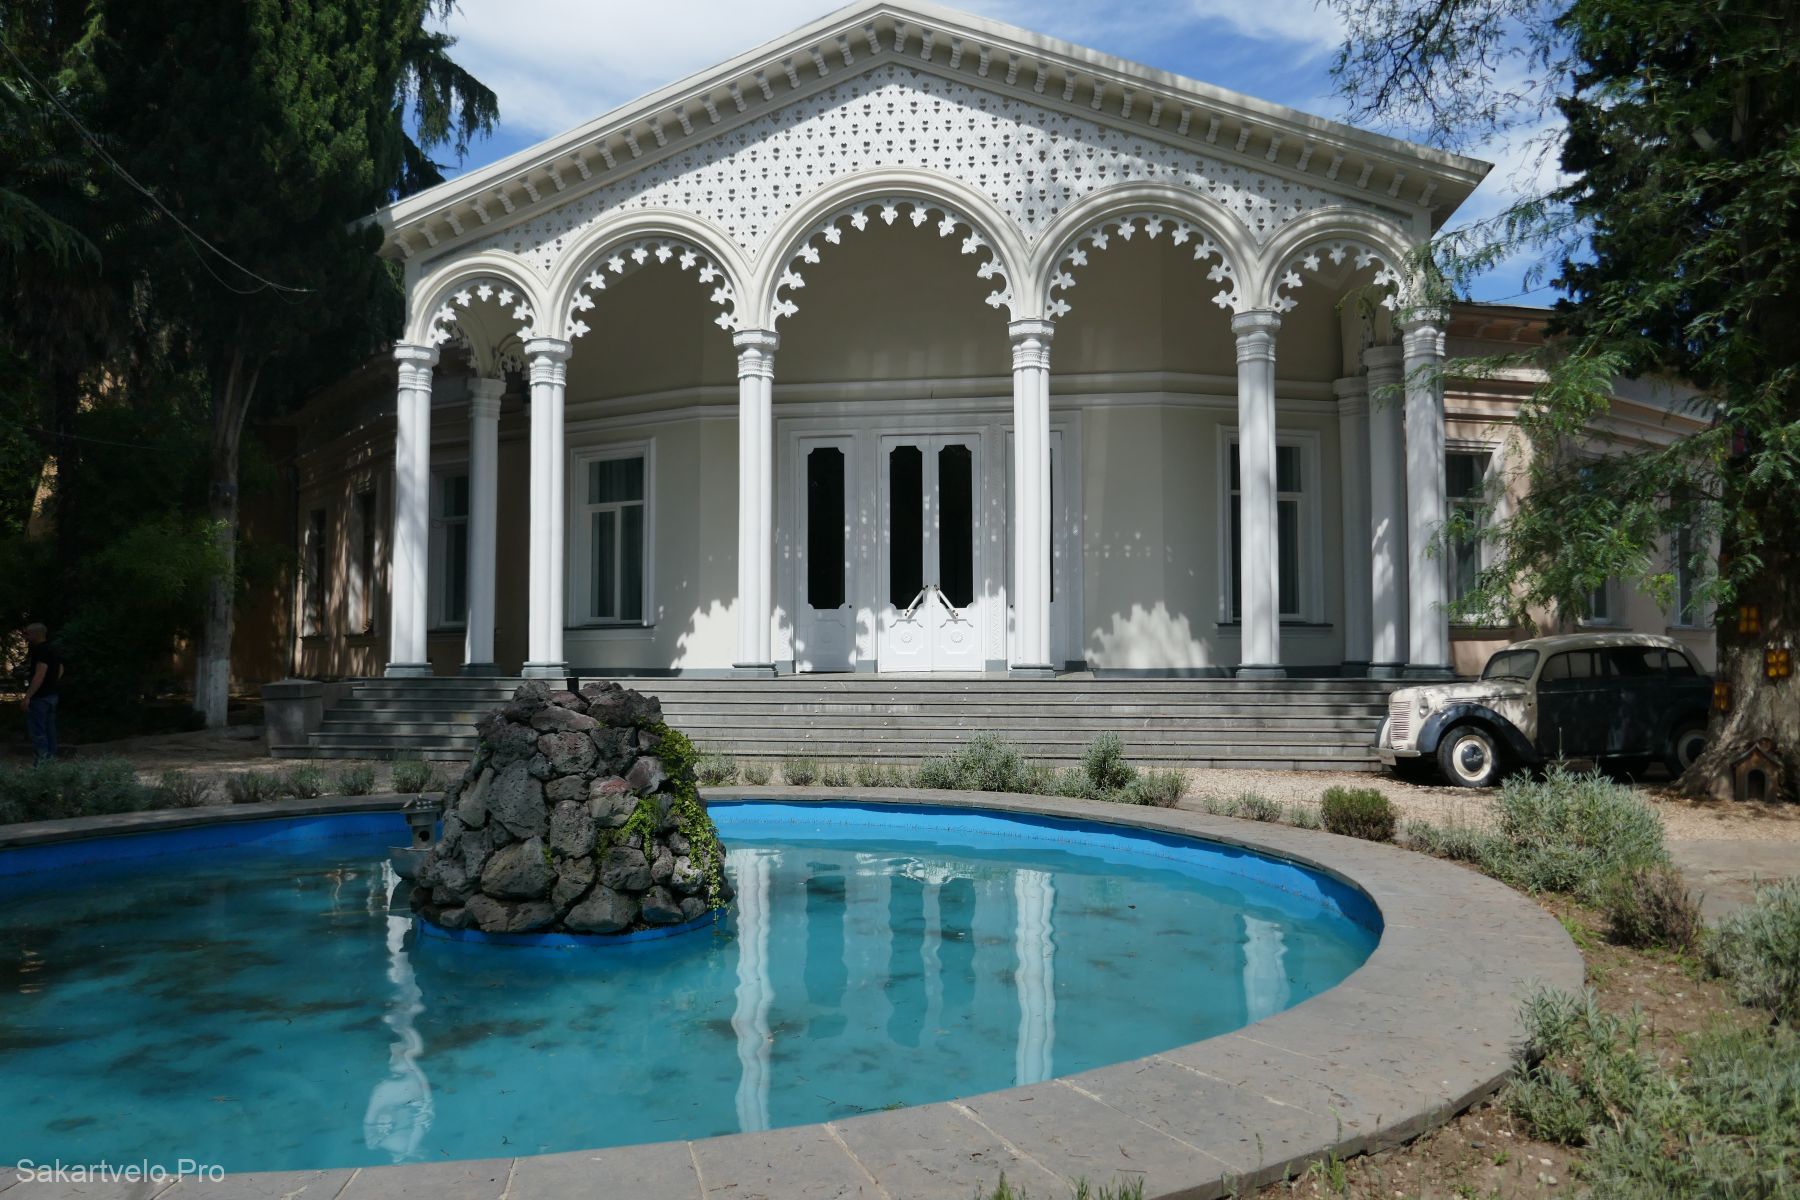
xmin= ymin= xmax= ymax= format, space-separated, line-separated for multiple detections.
xmin=877 ymin=434 xmax=984 ymax=672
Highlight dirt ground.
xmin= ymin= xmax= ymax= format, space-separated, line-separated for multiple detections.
xmin=1258 ymin=896 xmax=1761 ymax=1200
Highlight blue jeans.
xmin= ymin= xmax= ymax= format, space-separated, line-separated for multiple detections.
xmin=27 ymin=695 xmax=58 ymax=765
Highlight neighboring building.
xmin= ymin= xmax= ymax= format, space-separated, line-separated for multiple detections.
xmin=279 ymin=0 xmax=1712 ymax=686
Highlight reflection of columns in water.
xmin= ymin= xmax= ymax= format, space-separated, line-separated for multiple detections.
xmin=730 ymin=848 xmax=773 ymax=1133
xmin=1013 ymin=869 xmax=1056 ymax=1086
xmin=1241 ymin=915 xmax=1290 ymax=1024
xmin=363 ymin=861 xmax=433 ymax=1161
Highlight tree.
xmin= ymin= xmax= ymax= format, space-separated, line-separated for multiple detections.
xmin=1326 ymin=0 xmax=1800 ymax=801
xmin=86 ymin=0 xmax=494 ymax=726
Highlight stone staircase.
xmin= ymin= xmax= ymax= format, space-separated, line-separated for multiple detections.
xmin=280 ymin=675 xmax=1397 ymax=771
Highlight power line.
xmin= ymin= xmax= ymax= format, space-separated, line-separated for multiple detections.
xmin=0 ymin=31 xmax=312 ymax=296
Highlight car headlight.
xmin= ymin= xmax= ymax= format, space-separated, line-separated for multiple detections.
xmin=1416 ymin=692 xmax=1433 ymax=716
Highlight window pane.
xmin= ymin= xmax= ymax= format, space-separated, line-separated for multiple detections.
xmin=1452 ymin=532 xmax=1479 ymax=602
xmin=1588 ymin=583 xmax=1611 ymax=622
xmin=590 ymin=456 xmax=644 ymax=504
xmin=889 ymin=446 xmax=923 ymax=608
xmin=806 ymin=448 xmax=845 ymax=610
xmin=1277 ymin=498 xmax=1299 ymax=614
xmin=1666 ymin=650 xmax=1698 ymax=676
xmin=442 ymin=473 xmax=470 ymax=519
xmin=1446 ymin=452 xmax=1487 ymax=500
xmin=446 ymin=525 xmax=468 ymax=624
xmin=620 ymin=505 xmax=644 ymax=622
xmin=1229 ymin=493 xmax=1242 ymax=621
xmin=592 ymin=510 xmax=617 ymax=620
xmin=939 ymin=443 xmax=974 ymax=609
xmin=1228 ymin=443 xmax=1241 ymax=492
xmin=1605 ymin=648 xmax=1660 ymax=677
xmin=1276 ymin=445 xmax=1301 ymax=493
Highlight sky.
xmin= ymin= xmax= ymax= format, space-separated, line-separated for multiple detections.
xmin=432 ymin=0 xmax=1561 ymax=306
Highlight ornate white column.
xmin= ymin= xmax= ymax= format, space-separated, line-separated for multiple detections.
xmin=733 ymin=329 xmax=779 ymax=675
xmin=522 ymin=337 xmax=571 ymax=680
xmin=1334 ymin=376 xmax=1373 ymax=673
xmin=385 ymin=344 xmax=437 ymax=677
xmin=462 ymin=377 xmax=504 ymax=674
xmin=1232 ymin=310 xmax=1284 ymax=678
xmin=1401 ymin=310 xmax=1453 ymax=678
xmin=1364 ymin=345 xmax=1408 ymax=678
xmin=1009 ymin=319 xmax=1055 ymax=677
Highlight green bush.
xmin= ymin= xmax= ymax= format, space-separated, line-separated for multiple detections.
xmin=331 ymin=764 xmax=377 ymax=796
xmin=152 ymin=771 xmax=214 ymax=808
xmin=1506 ymin=986 xmax=1800 ymax=1195
xmin=695 ymin=752 xmax=738 ymax=787
xmin=741 ymin=761 xmax=772 ymax=786
xmin=781 ymin=757 xmax=818 ymax=786
xmin=1287 ymin=803 xmax=1321 ymax=830
xmin=1481 ymin=767 xmax=1667 ymax=903
xmin=1320 ymin=786 xmax=1398 ymax=842
xmin=853 ymin=762 xmax=904 ymax=788
xmin=1120 ymin=767 xmax=1186 ymax=808
xmin=1404 ymin=817 xmax=1491 ymax=862
xmin=1234 ymin=792 xmax=1282 ymax=822
xmin=817 ymin=762 xmax=852 ymax=787
xmin=390 ymin=759 xmax=437 ymax=794
xmin=1080 ymin=733 xmax=1137 ymax=793
xmin=913 ymin=734 xmax=1035 ymax=793
xmin=283 ymin=764 xmax=327 ymax=800
xmin=1604 ymin=864 xmax=1703 ymax=953
xmin=0 ymin=758 xmax=156 ymax=822
xmin=1199 ymin=794 xmax=1239 ymax=817
xmin=1706 ymin=877 xmax=1800 ymax=1023
xmin=224 ymin=772 xmax=284 ymax=805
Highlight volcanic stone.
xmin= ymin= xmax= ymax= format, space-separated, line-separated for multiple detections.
xmin=482 ymin=718 xmax=540 ymax=766
xmin=565 ymin=886 xmax=637 ymax=934
xmin=487 ymin=761 xmax=547 ymax=839
xmin=552 ymin=856 xmax=596 ymax=910
xmin=599 ymin=846 xmax=651 ymax=891
xmin=481 ymin=836 xmax=554 ymax=900
xmin=588 ymin=777 xmax=638 ymax=828
xmin=549 ymin=801 xmax=596 ymax=858
xmin=640 ymin=886 xmax=684 ymax=925
xmin=670 ymin=855 xmax=704 ymax=895
xmin=531 ymin=705 xmax=598 ymax=734
xmin=591 ymin=727 xmax=635 ymax=773
xmin=538 ymin=730 xmax=598 ymax=776
xmin=679 ymin=895 xmax=707 ymax=921
xmin=456 ymin=767 xmax=494 ymax=828
xmin=547 ymin=689 xmax=587 ymax=713
xmin=650 ymin=847 xmax=675 ymax=885
xmin=625 ymin=755 xmax=667 ymax=796
xmin=544 ymin=775 xmax=587 ymax=804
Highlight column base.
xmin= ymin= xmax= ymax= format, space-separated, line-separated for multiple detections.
xmin=1403 ymin=663 xmax=1457 ymax=681
xmin=384 ymin=662 xmax=433 ymax=679
xmin=520 ymin=661 xmax=572 ymax=681
xmin=1366 ymin=662 xmax=1408 ymax=680
xmin=459 ymin=662 xmax=504 ymax=677
xmin=1008 ymin=664 xmax=1056 ymax=680
xmin=1235 ymin=664 xmax=1288 ymax=680
xmin=730 ymin=662 xmax=779 ymax=678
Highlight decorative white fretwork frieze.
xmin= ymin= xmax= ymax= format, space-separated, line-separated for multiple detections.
xmin=564 ymin=238 xmax=740 ymax=337
xmin=768 ymin=196 xmax=1013 ymax=324
xmin=1045 ymin=211 xmax=1241 ymax=318
xmin=472 ymin=66 xmax=1370 ymax=277
xmin=426 ymin=277 xmax=540 ymax=347
xmin=1271 ymin=239 xmax=1404 ymax=314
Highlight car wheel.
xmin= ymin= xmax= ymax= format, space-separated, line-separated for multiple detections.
xmin=1664 ymin=721 xmax=1707 ymax=777
xmin=1437 ymin=724 xmax=1503 ymax=788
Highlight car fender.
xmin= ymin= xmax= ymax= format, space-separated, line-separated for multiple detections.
xmin=1416 ymin=704 xmax=1537 ymax=763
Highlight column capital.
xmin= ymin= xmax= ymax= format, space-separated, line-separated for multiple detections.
xmin=523 ymin=336 xmax=572 ymax=363
xmin=1397 ymin=305 xmax=1449 ymax=335
xmin=1230 ymin=309 xmax=1282 ymax=338
xmin=1362 ymin=344 xmax=1406 ymax=373
xmin=393 ymin=342 xmax=440 ymax=368
xmin=1332 ymin=375 xmax=1370 ymax=412
xmin=1008 ymin=317 xmax=1056 ymax=344
xmin=467 ymin=376 xmax=506 ymax=420
xmin=732 ymin=327 xmax=780 ymax=355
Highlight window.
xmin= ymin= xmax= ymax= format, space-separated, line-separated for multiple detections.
xmin=1583 ymin=579 xmax=1616 ymax=625
xmin=1228 ymin=442 xmax=1305 ymax=620
xmin=1446 ymin=450 xmax=1491 ymax=608
xmin=581 ymin=453 xmax=647 ymax=624
xmin=806 ymin=446 xmax=846 ymax=610
xmin=430 ymin=471 xmax=469 ymax=627
xmin=1671 ymin=524 xmax=1701 ymax=627
xmin=302 ymin=508 xmax=327 ymax=637
xmin=349 ymin=488 xmax=377 ymax=635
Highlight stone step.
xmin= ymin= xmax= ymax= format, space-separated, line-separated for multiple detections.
xmin=320 ymin=701 xmax=1387 ymax=724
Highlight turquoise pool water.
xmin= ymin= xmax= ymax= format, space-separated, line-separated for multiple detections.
xmin=0 ymin=802 xmax=1379 ymax=1172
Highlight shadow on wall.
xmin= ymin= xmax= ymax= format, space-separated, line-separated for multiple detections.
xmin=1087 ymin=602 xmax=1214 ymax=672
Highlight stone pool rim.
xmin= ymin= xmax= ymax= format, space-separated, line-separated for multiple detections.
xmin=0 ymin=786 xmax=1581 ymax=1200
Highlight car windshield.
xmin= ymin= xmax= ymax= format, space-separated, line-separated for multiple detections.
xmin=1482 ymin=649 xmax=1539 ymax=681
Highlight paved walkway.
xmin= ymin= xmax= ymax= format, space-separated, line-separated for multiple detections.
xmin=1670 ymin=838 xmax=1800 ymax=921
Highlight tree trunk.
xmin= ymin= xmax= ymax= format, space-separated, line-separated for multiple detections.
xmin=1681 ymin=530 xmax=1799 ymax=804
xmin=195 ymin=348 xmax=260 ymax=728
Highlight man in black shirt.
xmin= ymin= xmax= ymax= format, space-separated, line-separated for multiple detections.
xmin=22 ymin=622 xmax=62 ymax=766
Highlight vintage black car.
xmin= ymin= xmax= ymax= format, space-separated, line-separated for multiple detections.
xmin=1376 ymin=633 xmax=1712 ymax=787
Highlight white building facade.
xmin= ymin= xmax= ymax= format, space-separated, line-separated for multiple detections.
xmin=344 ymin=1 xmax=1515 ymax=682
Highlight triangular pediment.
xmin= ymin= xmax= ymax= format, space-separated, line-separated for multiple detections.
xmin=375 ymin=0 xmax=1488 ymax=265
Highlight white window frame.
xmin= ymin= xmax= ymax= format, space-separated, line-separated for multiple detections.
xmin=1444 ymin=442 xmax=1501 ymax=623
xmin=1579 ymin=578 xmax=1620 ymax=627
xmin=570 ymin=440 xmax=655 ymax=628
xmin=1217 ymin=426 xmax=1325 ymax=624
xmin=429 ymin=465 xmax=470 ymax=630
xmin=1668 ymin=524 xmax=1706 ymax=630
